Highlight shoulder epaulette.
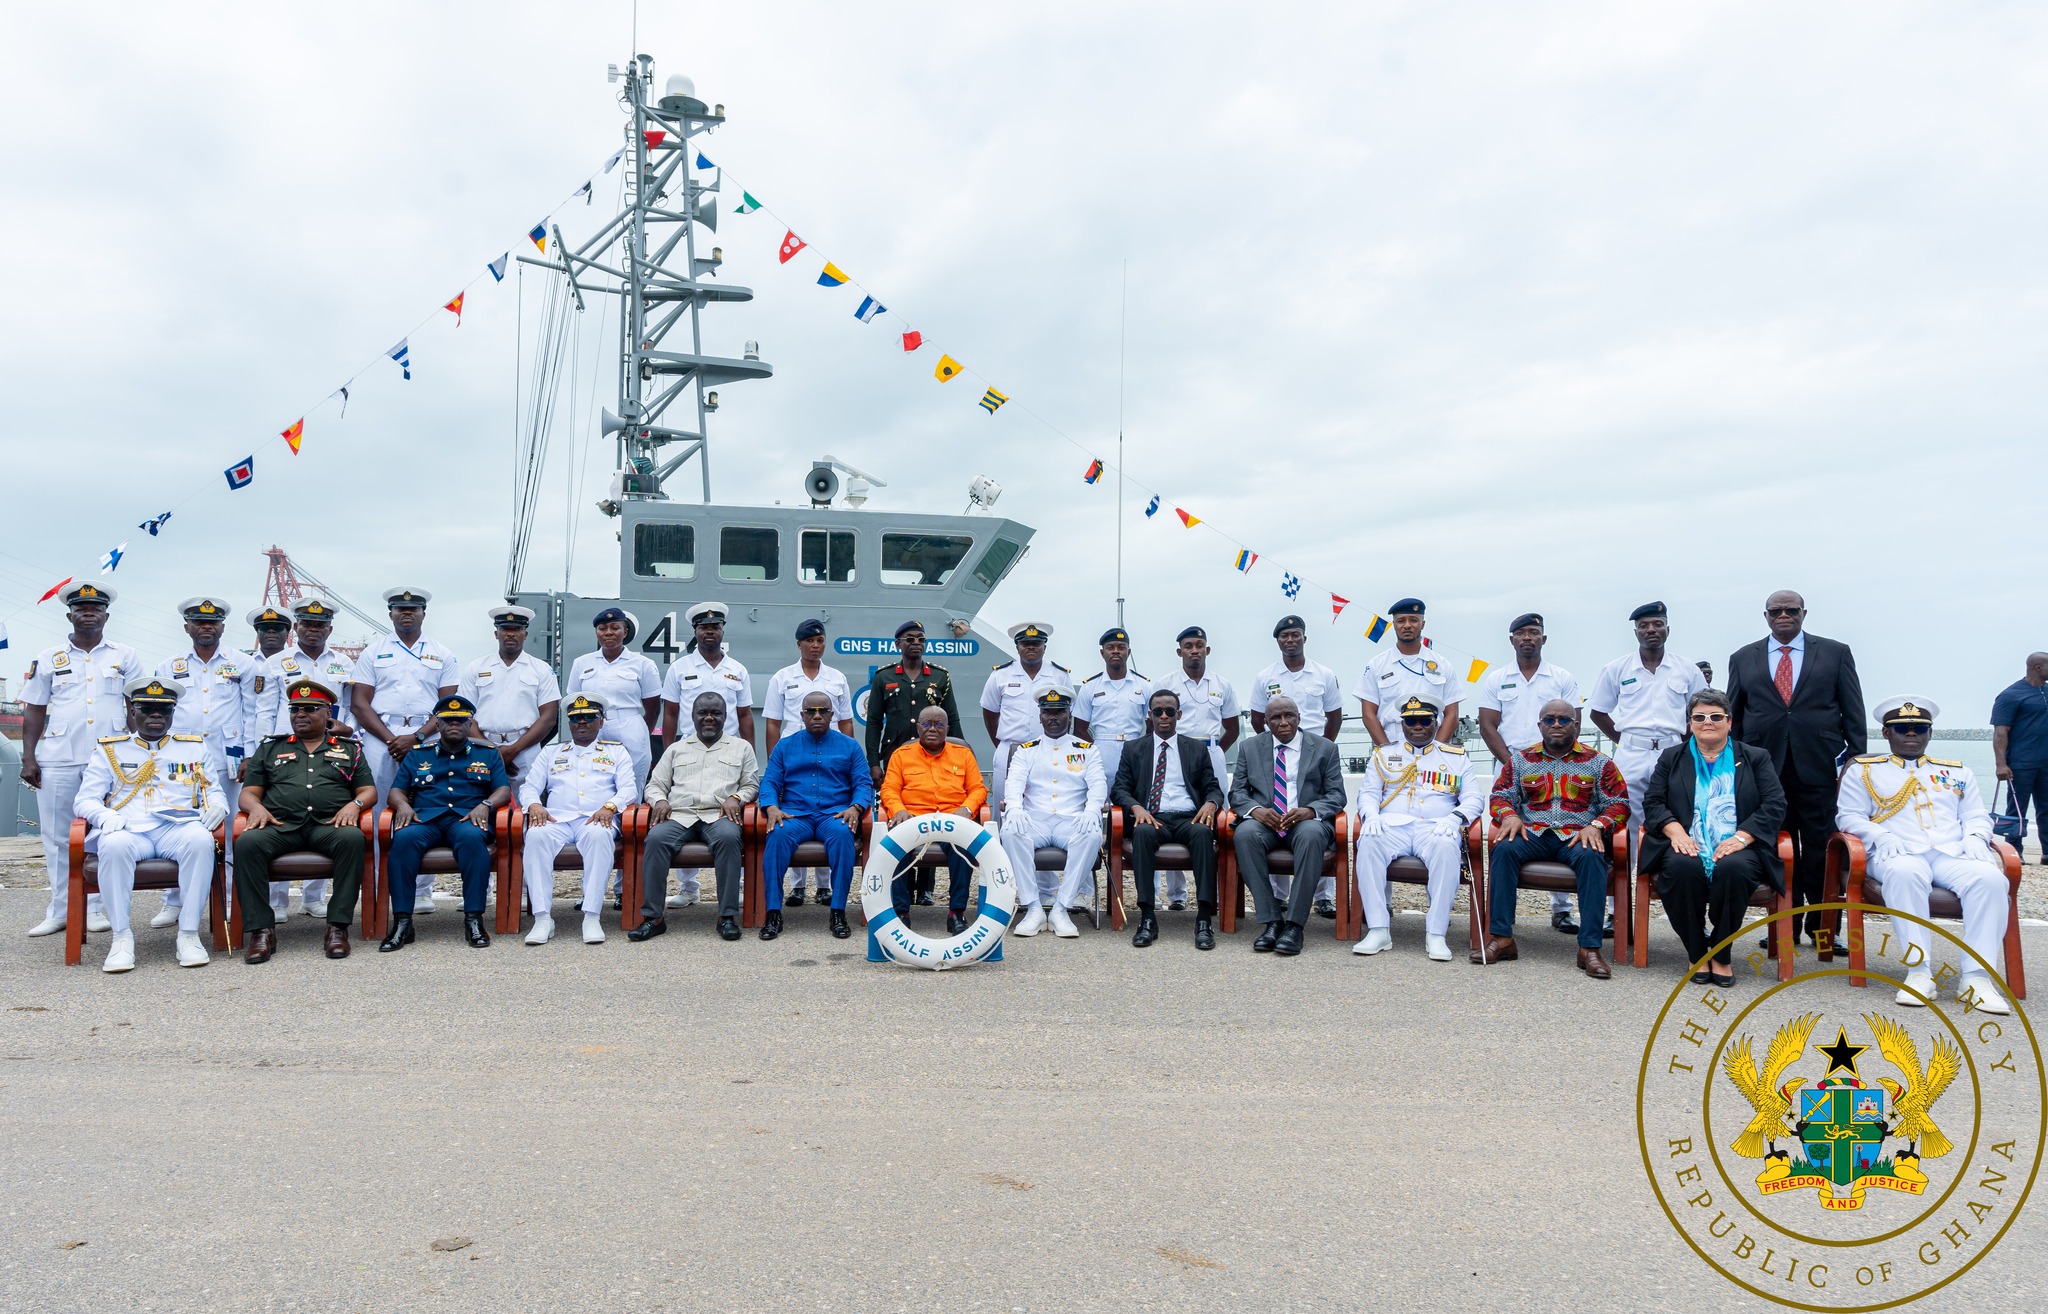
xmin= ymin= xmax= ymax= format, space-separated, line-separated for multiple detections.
xmin=1051 ymin=661 xmax=1070 ymax=672
xmin=993 ymin=658 xmax=1016 ymax=670
xmin=1081 ymin=672 xmax=1103 ymax=684
xmin=1854 ymin=753 xmax=1887 ymax=764
xmin=1019 ymin=738 xmax=1041 ymax=749
xmin=98 ymin=734 xmax=128 ymax=744
xmin=595 ymin=738 xmax=625 ymax=748
xmin=1927 ymin=756 xmax=1964 ymax=769
xmin=1439 ymin=742 xmax=1467 ymax=755
xmin=1074 ymin=738 xmax=1092 ymax=749
xmin=1130 ymin=669 xmax=1147 ymax=681
xmin=172 ymin=733 xmax=205 ymax=743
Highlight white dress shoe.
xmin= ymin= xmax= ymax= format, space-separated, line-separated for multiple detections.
xmin=175 ymin=932 xmax=210 ymax=967
xmin=666 ymin=891 xmax=694 ymax=908
xmin=1049 ymin=905 xmax=1080 ymax=938
xmin=1014 ymin=905 xmax=1046 ymax=937
xmin=86 ymin=910 xmax=113 ymax=933
xmin=28 ymin=915 xmax=66 ymax=938
xmin=413 ymin=899 xmax=436 ymax=915
xmin=149 ymin=906 xmax=181 ymax=929
xmin=583 ymin=914 xmax=606 ymax=945
xmin=304 ymin=900 xmax=329 ymax=919
xmin=1353 ymin=927 xmax=1393 ymax=956
xmin=1961 ymin=977 xmax=2011 ymax=1015
xmin=1895 ymin=970 xmax=1936 ymax=1008
xmin=1425 ymin=934 xmax=1452 ymax=962
xmin=524 ymin=916 xmax=555 ymax=946
xmin=102 ymin=931 xmax=136 ymax=973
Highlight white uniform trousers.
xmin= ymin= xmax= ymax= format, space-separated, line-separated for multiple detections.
xmin=522 ymin=819 xmax=618 ymax=917
xmin=96 ymin=820 xmax=216 ymax=935
xmin=1356 ymin=822 xmax=1462 ymax=937
xmin=162 ymin=746 xmax=238 ymax=915
xmin=1611 ymin=744 xmax=1661 ymax=868
xmin=35 ymin=763 xmax=103 ymax=922
xmin=1000 ymin=810 xmax=1103 ymax=910
xmin=987 ymin=742 xmax=1026 ymax=822
xmin=1868 ymin=848 xmax=2011 ymax=982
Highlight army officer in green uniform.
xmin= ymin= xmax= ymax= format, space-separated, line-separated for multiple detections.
xmin=863 ymin=621 xmax=964 ymax=905
xmin=236 ymin=676 xmax=375 ymax=964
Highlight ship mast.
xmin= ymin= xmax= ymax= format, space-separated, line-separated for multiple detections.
xmin=522 ymin=55 xmax=771 ymax=509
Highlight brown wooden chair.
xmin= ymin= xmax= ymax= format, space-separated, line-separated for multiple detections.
xmin=1214 ymin=810 xmax=1352 ymax=936
xmin=1630 ymin=832 xmax=1797 ymax=978
xmin=501 ymin=806 xmax=653 ymax=935
xmin=370 ymin=806 xmax=516 ymax=928
xmin=1336 ymin=817 xmax=1487 ymax=953
xmin=1104 ymin=808 xmax=1227 ymax=932
xmin=743 ymin=808 xmax=870 ymax=928
xmin=225 ymin=813 xmax=384 ymax=944
xmin=1470 ymin=828 xmax=1633 ymax=965
xmin=615 ymin=804 xmax=758 ymax=931
xmin=64 ymin=818 xmax=230 ymax=966
xmin=1824 ymin=833 xmax=2027 ymax=999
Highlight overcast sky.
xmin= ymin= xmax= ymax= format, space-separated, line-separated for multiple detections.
xmin=3 ymin=3 xmax=2043 ymax=721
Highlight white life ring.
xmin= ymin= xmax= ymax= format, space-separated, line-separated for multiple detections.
xmin=859 ymin=813 xmax=1017 ymax=969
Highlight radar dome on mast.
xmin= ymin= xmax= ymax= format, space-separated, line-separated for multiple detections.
xmin=660 ymin=74 xmax=707 ymax=114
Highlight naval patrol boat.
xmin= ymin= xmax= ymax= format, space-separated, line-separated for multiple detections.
xmin=507 ymin=56 xmax=1031 ymax=763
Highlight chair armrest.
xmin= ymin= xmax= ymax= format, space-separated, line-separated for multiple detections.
xmin=619 ymin=803 xmax=649 ymax=844
xmin=1464 ymin=817 xmax=1485 ymax=867
xmin=1332 ymin=812 xmax=1349 ymax=845
xmin=1606 ymin=825 xmax=1630 ymax=879
xmin=1777 ymin=830 xmax=1794 ymax=865
xmin=494 ymin=803 xmax=515 ymax=848
xmin=376 ymin=809 xmax=394 ymax=843
xmin=976 ymin=805 xmax=991 ymax=823
xmin=68 ymin=818 xmax=89 ymax=875
xmin=1992 ymin=837 xmax=2023 ymax=892
xmin=1110 ymin=807 xmax=1125 ymax=846
xmin=1216 ymin=808 xmax=1237 ymax=843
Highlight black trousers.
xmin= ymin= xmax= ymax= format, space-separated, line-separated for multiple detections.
xmin=234 ymin=820 xmax=366 ymax=932
xmin=1656 ymin=846 xmax=1766 ymax=968
xmin=1129 ymin=811 xmax=1217 ymax=909
xmin=1780 ymin=779 xmax=1837 ymax=940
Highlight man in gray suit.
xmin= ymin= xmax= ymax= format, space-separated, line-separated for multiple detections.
xmin=1230 ymin=696 xmax=1347 ymax=956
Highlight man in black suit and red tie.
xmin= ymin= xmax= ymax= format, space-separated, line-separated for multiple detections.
xmin=1726 ymin=590 xmax=1866 ymax=946
xmin=1110 ymin=689 xmax=1225 ymax=950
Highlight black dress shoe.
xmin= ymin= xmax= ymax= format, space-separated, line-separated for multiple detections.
xmin=830 ymin=908 xmax=850 ymax=939
xmin=1551 ymin=910 xmax=1578 ymax=935
xmin=946 ymin=911 xmax=968 ymax=936
xmin=1314 ymin=897 xmax=1337 ymax=920
xmin=1253 ymin=921 xmax=1280 ymax=952
xmin=1168 ymin=899 xmax=1186 ymax=912
xmin=759 ymin=910 xmax=782 ymax=941
xmin=787 ymin=889 xmax=806 ymax=907
xmin=718 ymin=916 xmax=741 ymax=941
xmin=464 ymin=913 xmax=490 ymax=948
xmin=914 ymin=890 xmax=936 ymax=907
xmin=378 ymin=914 xmax=415 ymax=952
xmin=1602 ymin=915 xmax=1615 ymax=939
xmin=1274 ymin=922 xmax=1305 ymax=956
xmin=1131 ymin=912 xmax=1158 ymax=948
xmin=628 ymin=917 xmax=667 ymax=942
xmin=1194 ymin=918 xmax=1215 ymax=951
xmin=1690 ymin=970 xmax=1717 ymax=986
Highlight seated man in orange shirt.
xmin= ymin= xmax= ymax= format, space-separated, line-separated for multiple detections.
xmin=882 ymin=706 xmax=990 ymax=934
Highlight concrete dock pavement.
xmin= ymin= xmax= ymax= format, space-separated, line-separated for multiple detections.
xmin=1 ymin=874 xmax=2044 ymax=1312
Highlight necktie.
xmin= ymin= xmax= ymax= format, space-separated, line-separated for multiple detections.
xmin=1774 ymin=646 xmax=1795 ymax=704
xmin=1148 ymin=738 xmax=1169 ymax=811
xmin=1274 ymin=743 xmax=1289 ymax=812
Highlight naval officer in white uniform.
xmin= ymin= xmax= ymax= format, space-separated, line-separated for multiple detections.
xmin=1836 ymin=697 xmax=2013 ymax=1015
xmin=1155 ymin=625 xmax=1240 ymax=909
xmin=152 ymin=596 xmax=251 ymax=930
xmin=74 ymin=677 xmax=228 ymax=972
xmin=519 ymin=695 xmax=638 ymax=947
xmin=1073 ymin=627 xmax=1152 ymax=753
xmin=19 ymin=581 xmax=145 ymax=938
xmin=1588 ymin=601 xmax=1706 ymax=868
xmin=350 ymin=587 xmax=460 ymax=912
xmin=1473 ymin=612 xmax=1583 ymax=934
xmin=1001 ymin=689 xmax=1108 ymax=938
xmin=459 ymin=605 xmax=563 ymax=787
xmin=1352 ymin=696 xmax=1487 ymax=962
xmin=1353 ymin=599 xmax=1462 ymax=746
xmin=565 ymin=607 xmax=663 ymax=788
xmin=980 ymin=622 xmax=1074 ymax=819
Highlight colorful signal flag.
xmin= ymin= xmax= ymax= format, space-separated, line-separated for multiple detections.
xmin=1232 ymin=550 xmax=1257 ymax=573
xmin=443 ymin=293 xmax=464 ymax=326
xmin=388 ymin=339 xmax=411 ymax=380
xmin=979 ymin=388 xmax=1008 ymax=414
xmin=643 ymin=129 xmax=666 ymax=150
xmin=854 ymin=296 xmax=886 ymax=323
xmin=1281 ymin=571 xmax=1302 ymax=598
xmin=901 ymin=330 xmax=923 ymax=352
xmin=1465 ymin=658 xmax=1490 ymax=684
xmin=935 ymin=355 xmax=963 ymax=382
xmin=1175 ymin=508 xmax=1200 ymax=528
xmin=696 ymin=151 xmax=715 ymax=170
xmin=817 ymin=262 xmax=849 ymax=288
xmin=224 ymin=456 xmax=255 ymax=491
xmin=1083 ymin=459 xmax=1104 ymax=484
xmin=138 ymin=512 xmax=172 ymax=536
xmin=528 ymin=223 xmax=548 ymax=253
xmin=779 ymin=230 xmax=807 ymax=264
xmin=1144 ymin=496 xmax=1160 ymax=517
xmin=487 ymin=253 xmax=509 ymax=282
xmin=735 ymin=191 xmax=761 ymax=214
xmin=1330 ymin=594 xmax=1350 ymax=621
xmin=281 ymin=419 xmax=304 ymax=455
xmin=1365 ymin=614 xmax=1388 ymax=642
xmin=99 ymin=542 xmax=127 ymax=575
xmin=37 ymin=577 xmax=73 ymax=604
xmin=603 ymin=148 xmax=625 ymax=174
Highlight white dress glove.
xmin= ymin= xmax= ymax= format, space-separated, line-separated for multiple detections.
xmin=1355 ymin=813 xmax=1384 ymax=838
xmin=97 ymin=813 xmax=127 ymax=834
xmin=200 ymin=801 xmax=229 ymax=832
xmin=1963 ymin=837 xmax=1996 ymax=865
xmin=1431 ymin=816 xmax=1462 ymax=839
xmin=1869 ymin=834 xmax=1905 ymax=861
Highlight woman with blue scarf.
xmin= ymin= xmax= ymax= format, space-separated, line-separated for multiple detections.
xmin=1641 ymin=689 xmax=1786 ymax=986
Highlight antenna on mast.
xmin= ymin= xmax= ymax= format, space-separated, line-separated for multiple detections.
xmin=1115 ymin=260 xmax=1127 ymax=630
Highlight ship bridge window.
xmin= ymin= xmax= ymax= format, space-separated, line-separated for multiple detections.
xmin=967 ymin=538 xmax=1024 ymax=593
xmin=800 ymin=529 xmax=857 ymax=584
xmin=719 ymin=526 xmax=780 ymax=582
xmin=880 ymin=533 xmax=973 ymax=587
xmin=632 ymin=523 xmax=696 ymax=579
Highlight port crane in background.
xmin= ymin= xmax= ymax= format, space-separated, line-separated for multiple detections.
xmin=260 ymin=547 xmax=377 ymax=660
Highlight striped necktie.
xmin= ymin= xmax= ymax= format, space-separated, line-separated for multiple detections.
xmin=1148 ymin=738 xmax=1169 ymax=811
xmin=1274 ymin=742 xmax=1290 ymax=834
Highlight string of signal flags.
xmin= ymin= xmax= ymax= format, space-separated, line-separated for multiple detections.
xmin=706 ymin=151 xmax=1501 ymax=686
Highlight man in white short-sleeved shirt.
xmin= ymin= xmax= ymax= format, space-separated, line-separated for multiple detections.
xmin=458 ymin=605 xmax=563 ymax=785
xmin=1588 ymin=600 xmax=1706 ymax=864
xmin=350 ymin=588 xmax=460 ymax=911
xmin=1474 ymin=611 xmax=1583 ymax=933
xmin=1353 ymin=598 xmax=1462 ymax=747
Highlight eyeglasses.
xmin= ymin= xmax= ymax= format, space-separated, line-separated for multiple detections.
xmin=800 ymin=706 xmax=833 ymax=717
xmin=1888 ymin=722 xmax=1932 ymax=733
xmin=1766 ymin=607 xmax=1803 ymax=618
xmin=1149 ymin=707 xmax=1179 ymax=718
xmin=1538 ymin=715 xmax=1576 ymax=727
xmin=1689 ymin=712 xmax=1729 ymax=724
xmin=1401 ymin=718 xmax=1436 ymax=728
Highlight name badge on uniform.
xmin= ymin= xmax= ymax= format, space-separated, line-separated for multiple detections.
xmin=1621 ymin=677 xmax=1638 ymax=686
